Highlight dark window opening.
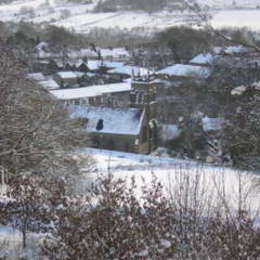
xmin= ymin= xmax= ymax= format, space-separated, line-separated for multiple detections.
xmin=96 ymin=119 xmax=104 ymax=131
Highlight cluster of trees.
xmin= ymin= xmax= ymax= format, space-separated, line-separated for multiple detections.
xmin=0 ymin=21 xmax=89 ymax=51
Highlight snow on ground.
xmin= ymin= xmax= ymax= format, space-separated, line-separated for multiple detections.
xmin=0 ymin=225 xmax=42 ymax=259
xmin=79 ymin=148 xmax=260 ymax=217
xmin=212 ymin=9 xmax=260 ymax=30
xmin=1 ymin=0 xmax=260 ymax=33
xmin=0 ymin=226 xmax=22 ymax=245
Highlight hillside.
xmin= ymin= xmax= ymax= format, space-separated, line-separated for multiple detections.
xmin=0 ymin=0 xmax=260 ymax=33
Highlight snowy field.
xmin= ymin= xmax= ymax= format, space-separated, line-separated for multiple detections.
xmin=1 ymin=0 xmax=260 ymax=32
xmin=79 ymin=148 xmax=260 ymax=218
xmin=212 ymin=9 xmax=260 ymax=30
xmin=1 ymin=148 xmax=260 ymax=256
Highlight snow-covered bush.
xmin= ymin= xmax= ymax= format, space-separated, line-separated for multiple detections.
xmin=41 ymin=174 xmax=260 ymax=259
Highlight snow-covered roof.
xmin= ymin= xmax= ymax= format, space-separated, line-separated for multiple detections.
xmin=87 ymin=60 xmax=102 ymax=71
xmin=109 ymin=66 xmax=149 ymax=77
xmin=69 ymin=105 xmax=144 ymax=135
xmin=252 ymin=81 xmax=260 ymax=91
xmin=202 ymin=117 xmax=224 ymax=132
xmin=50 ymin=82 xmax=131 ymax=100
xmin=56 ymin=71 xmax=85 ymax=79
xmin=157 ymin=64 xmax=211 ymax=79
xmin=102 ymin=61 xmax=125 ymax=69
xmin=189 ymin=53 xmax=214 ymax=65
xmin=213 ymin=45 xmax=250 ymax=55
xmin=38 ymin=79 xmax=60 ymax=90
xmin=27 ymin=72 xmax=46 ymax=81
xmin=189 ymin=45 xmax=255 ymax=67
xmin=69 ymin=49 xmax=98 ymax=59
xmin=231 ymin=85 xmax=247 ymax=96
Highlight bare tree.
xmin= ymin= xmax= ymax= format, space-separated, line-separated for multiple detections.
xmin=0 ymin=44 xmax=90 ymax=247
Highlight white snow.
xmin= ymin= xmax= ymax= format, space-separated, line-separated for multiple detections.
xmin=189 ymin=53 xmax=214 ymax=65
xmin=252 ymin=81 xmax=260 ymax=90
xmin=79 ymin=148 xmax=260 ymax=216
xmin=109 ymin=65 xmax=150 ymax=77
xmin=213 ymin=45 xmax=249 ymax=55
xmin=50 ymin=82 xmax=131 ymax=100
xmin=70 ymin=106 xmax=144 ymax=135
xmin=202 ymin=117 xmax=225 ymax=132
xmin=189 ymin=45 xmax=253 ymax=67
xmin=86 ymin=60 xmax=102 ymax=71
xmin=102 ymin=61 xmax=124 ymax=68
xmin=56 ymin=71 xmax=84 ymax=79
xmin=38 ymin=79 xmax=60 ymax=90
xmin=1 ymin=1 xmax=260 ymax=32
xmin=231 ymin=85 xmax=247 ymax=96
xmin=212 ymin=9 xmax=260 ymax=30
xmin=157 ymin=64 xmax=211 ymax=79
xmin=27 ymin=72 xmax=46 ymax=81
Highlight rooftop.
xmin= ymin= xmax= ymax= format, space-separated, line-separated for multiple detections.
xmin=69 ymin=105 xmax=144 ymax=135
xmin=50 ymin=82 xmax=132 ymax=100
xmin=157 ymin=64 xmax=211 ymax=79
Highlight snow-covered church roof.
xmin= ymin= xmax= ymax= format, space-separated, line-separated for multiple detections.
xmin=69 ymin=106 xmax=145 ymax=136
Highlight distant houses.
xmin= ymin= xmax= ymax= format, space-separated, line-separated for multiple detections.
xmin=30 ymin=42 xmax=260 ymax=157
xmin=33 ymin=41 xmax=130 ymax=62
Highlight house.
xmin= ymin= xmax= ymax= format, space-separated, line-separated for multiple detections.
xmin=108 ymin=65 xmax=150 ymax=80
xmin=99 ymin=48 xmax=130 ymax=61
xmin=31 ymin=59 xmax=59 ymax=74
xmin=189 ymin=53 xmax=215 ymax=67
xmin=68 ymin=105 xmax=150 ymax=153
xmin=54 ymin=71 xmax=85 ymax=87
xmin=86 ymin=60 xmax=102 ymax=72
xmin=28 ymin=73 xmax=46 ymax=82
xmin=27 ymin=72 xmax=60 ymax=90
xmin=78 ymin=62 xmax=89 ymax=72
xmin=50 ymin=82 xmax=132 ymax=107
xmin=157 ymin=64 xmax=211 ymax=80
xmin=38 ymin=79 xmax=60 ymax=90
xmin=190 ymin=45 xmax=260 ymax=69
